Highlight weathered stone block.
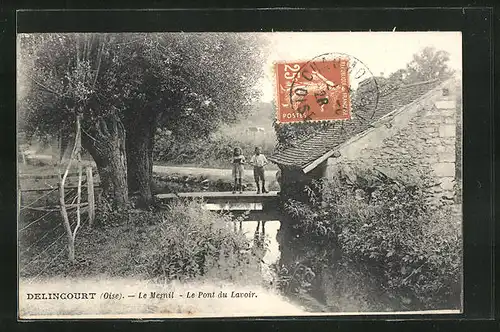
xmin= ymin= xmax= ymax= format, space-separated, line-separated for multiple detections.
xmin=439 ymin=152 xmax=455 ymax=163
xmin=427 ymin=138 xmax=442 ymax=145
xmin=435 ymin=100 xmax=456 ymax=109
xmin=444 ymin=117 xmax=456 ymax=124
xmin=441 ymin=138 xmax=456 ymax=146
xmin=439 ymin=109 xmax=455 ymax=117
xmin=440 ymin=177 xmax=455 ymax=191
xmin=422 ymin=156 xmax=438 ymax=163
xmin=433 ymin=162 xmax=455 ymax=177
xmin=425 ymin=114 xmax=442 ymax=120
xmin=426 ymin=119 xmax=443 ymax=125
xmin=436 ymin=145 xmax=447 ymax=153
xmin=439 ymin=125 xmax=456 ymax=137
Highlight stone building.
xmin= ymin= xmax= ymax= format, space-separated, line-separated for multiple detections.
xmin=269 ymin=78 xmax=461 ymax=208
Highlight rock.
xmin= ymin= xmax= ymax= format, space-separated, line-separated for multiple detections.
xmin=432 ymin=162 xmax=455 ymax=177
xmin=438 ymin=152 xmax=455 ymax=163
xmin=434 ymin=100 xmax=456 ymax=109
xmin=439 ymin=125 xmax=456 ymax=138
xmin=440 ymin=177 xmax=455 ymax=191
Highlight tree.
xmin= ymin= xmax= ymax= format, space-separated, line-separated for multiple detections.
xmin=18 ymin=33 xmax=130 ymax=210
xmin=121 ymin=33 xmax=266 ymax=207
xmin=18 ymin=33 xmax=267 ymax=210
xmin=405 ymin=46 xmax=454 ymax=83
xmin=388 ymin=69 xmax=408 ymax=85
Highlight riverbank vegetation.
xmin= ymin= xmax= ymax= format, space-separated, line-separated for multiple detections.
xmin=20 ymin=200 xmax=264 ymax=287
xmin=279 ymin=168 xmax=462 ymax=311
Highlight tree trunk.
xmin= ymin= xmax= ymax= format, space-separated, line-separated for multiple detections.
xmin=81 ymin=112 xmax=128 ymax=211
xmin=125 ymin=112 xmax=156 ymax=208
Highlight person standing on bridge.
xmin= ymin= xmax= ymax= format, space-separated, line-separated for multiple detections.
xmin=250 ymin=146 xmax=269 ymax=194
xmin=232 ymin=147 xmax=246 ymax=194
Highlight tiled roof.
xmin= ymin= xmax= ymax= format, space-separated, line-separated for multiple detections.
xmin=269 ymin=79 xmax=443 ymax=170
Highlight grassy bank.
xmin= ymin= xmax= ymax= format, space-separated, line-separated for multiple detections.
xmin=21 ymin=201 xmax=266 ymax=284
xmin=19 ymin=200 xmax=306 ymax=318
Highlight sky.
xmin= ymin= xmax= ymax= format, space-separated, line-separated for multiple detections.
xmin=257 ymin=31 xmax=462 ymax=102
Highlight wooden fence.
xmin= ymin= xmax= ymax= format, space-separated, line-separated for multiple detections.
xmin=19 ymin=166 xmax=98 ymax=224
xmin=18 ymin=166 xmax=100 ymax=281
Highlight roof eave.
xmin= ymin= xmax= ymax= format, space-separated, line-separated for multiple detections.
xmin=301 ymin=79 xmax=452 ymax=174
xmin=302 ymin=149 xmax=337 ymax=174
xmin=270 ymin=78 xmax=452 ymax=174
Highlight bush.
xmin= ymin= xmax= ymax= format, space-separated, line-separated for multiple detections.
xmin=135 ymin=200 xmax=262 ymax=283
xmin=282 ymin=168 xmax=462 ymax=309
xmin=23 ymin=200 xmax=264 ymax=287
xmin=153 ymin=126 xmax=276 ymax=167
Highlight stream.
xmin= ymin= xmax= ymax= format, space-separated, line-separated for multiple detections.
xmin=154 ymin=177 xmax=410 ymax=314
xmin=238 ymin=220 xmax=337 ymax=313
xmin=239 ymin=219 xmax=400 ymax=314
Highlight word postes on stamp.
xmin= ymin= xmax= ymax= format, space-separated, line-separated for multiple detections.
xmin=275 ymin=57 xmax=351 ymax=123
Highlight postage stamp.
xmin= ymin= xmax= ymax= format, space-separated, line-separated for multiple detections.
xmin=274 ymin=52 xmax=383 ymax=125
xmin=275 ymin=57 xmax=351 ymax=123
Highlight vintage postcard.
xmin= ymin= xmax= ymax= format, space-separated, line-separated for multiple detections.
xmin=17 ymin=31 xmax=463 ymax=319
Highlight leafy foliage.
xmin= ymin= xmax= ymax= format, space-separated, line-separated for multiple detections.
xmin=152 ymin=100 xmax=277 ymax=166
xmin=23 ymin=201 xmax=262 ymax=285
xmin=18 ymin=33 xmax=266 ymax=140
xmin=153 ymin=128 xmax=276 ymax=168
xmin=18 ymin=33 xmax=268 ymax=206
xmin=281 ymin=169 xmax=462 ymax=309
xmin=135 ymin=200 xmax=261 ymax=283
xmin=405 ymin=46 xmax=455 ymax=82
xmin=150 ymin=33 xmax=266 ymax=138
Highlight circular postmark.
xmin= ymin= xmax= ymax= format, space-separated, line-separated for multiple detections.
xmin=284 ymin=52 xmax=380 ymax=124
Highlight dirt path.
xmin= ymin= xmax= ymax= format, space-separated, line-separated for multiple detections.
xmin=153 ymin=165 xmax=278 ymax=182
xmin=20 ymin=155 xmax=279 ymax=184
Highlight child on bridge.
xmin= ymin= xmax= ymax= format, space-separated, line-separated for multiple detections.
xmin=250 ymin=146 xmax=269 ymax=194
xmin=232 ymin=147 xmax=245 ymax=194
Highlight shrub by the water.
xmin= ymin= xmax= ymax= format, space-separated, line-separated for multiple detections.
xmin=282 ymin=168 xmax=462 ymax=310
xmin=24 ymin=200 xmax=262 ymax=286
xmin=135 ymin=200 xmax=262 ymax=283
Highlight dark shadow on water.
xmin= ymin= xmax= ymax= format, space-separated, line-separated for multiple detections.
xmin=273 ymin=220 xmax=416 ymax=313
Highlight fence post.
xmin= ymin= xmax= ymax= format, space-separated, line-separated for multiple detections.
xmin=86 ymin=166 xmax=95 ymax=226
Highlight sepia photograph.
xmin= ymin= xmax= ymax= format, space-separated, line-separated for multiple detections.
xmin=17 ymin=30 xmax=463 ymax=318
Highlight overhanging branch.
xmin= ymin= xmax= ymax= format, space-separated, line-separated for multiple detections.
xmin=23 ymin=73 xmax=62 ymax=97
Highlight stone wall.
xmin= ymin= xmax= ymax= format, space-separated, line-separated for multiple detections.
xmin=324 ymin=79 xmax=461 ymax=207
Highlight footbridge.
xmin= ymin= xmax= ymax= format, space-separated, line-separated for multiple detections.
xmin=155 ymin=191 xmax=281 ymax=221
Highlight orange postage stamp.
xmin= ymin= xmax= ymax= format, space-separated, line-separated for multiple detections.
xmin=275 ymin=57 xmax=351 ymax=123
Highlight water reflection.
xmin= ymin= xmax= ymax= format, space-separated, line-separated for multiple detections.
xmin=238 ymin=220 xmax=281 ymax=283
xmin=234 ymin=220 xmax=332 ymax=312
